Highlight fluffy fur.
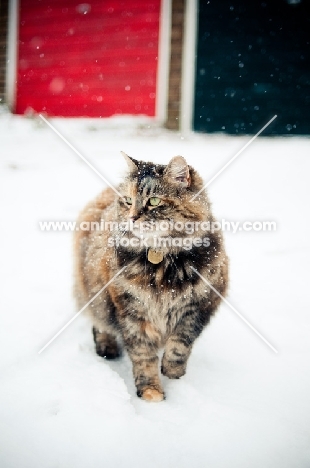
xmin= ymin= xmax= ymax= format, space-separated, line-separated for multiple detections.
xmin=74 ymin=154 xmax=229 ymax=402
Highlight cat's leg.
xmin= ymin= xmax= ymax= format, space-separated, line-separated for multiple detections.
xmin=93 ymin=327 xmax=121 ymax=359
xmin=132 ymin=352 xmax=164 ymax=402
xmin=161 ymin=339 xmax=192 ymax=379
xmin=122 ymin=321 xmax=164 ymax=402
xmin=162 ymin=302 xmax=214 ymax=379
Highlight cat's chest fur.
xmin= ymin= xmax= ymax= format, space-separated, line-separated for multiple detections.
xmin=122 ymin=271 xmax=193 ymax=339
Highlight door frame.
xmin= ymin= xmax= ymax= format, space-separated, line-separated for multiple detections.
xmin=180 ymin=0 xmax=198 ymax=134
xmin=6 ymin=0 xmax=19 ymax=111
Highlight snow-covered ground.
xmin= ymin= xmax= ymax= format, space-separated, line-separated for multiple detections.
xmin=1 ymin=109 xmax=310 ymax=468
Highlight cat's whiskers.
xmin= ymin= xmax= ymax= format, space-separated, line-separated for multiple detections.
xmin=167 ymin=253 xmax=177 ymax=272
xmin=118 ymin=224 xmax=128 ymax=237
xmin=144 ymin=246 xmax=148 ymax=287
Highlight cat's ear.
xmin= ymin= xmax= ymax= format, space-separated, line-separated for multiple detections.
xmin=121 ymin=151 xmax=138 ymax=173
xmin=164 ymin=156 xmax=191 ymax=187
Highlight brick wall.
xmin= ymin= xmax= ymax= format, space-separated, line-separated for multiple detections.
xmin=165 ymin=0 xmax=185 ymax=130
xmin=0 ymin=0 xmax=8 ymax=104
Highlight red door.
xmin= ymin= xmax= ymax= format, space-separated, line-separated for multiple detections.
xmin=16 ymin=0 xmax=161 ymax=117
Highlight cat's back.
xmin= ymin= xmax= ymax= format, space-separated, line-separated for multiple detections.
xmin=74 ymin=186 xmax=115 ymax=257
xmin=76 ymin=187 xmax=115 ymax=230
xmin=74 ymin=187 xmax=116 ymax=305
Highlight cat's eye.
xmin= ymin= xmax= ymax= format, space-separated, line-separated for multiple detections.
xmin=125 ymin=197 xmax=132 ymax=205
xmin=149 ymin=197 xmax=161 ymax=206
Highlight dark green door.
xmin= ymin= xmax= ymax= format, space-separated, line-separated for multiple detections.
xmin=193 ymin=0 xmax=310 ymax=134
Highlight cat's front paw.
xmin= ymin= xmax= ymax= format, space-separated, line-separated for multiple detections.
xmin=161 ymin=359 xmax=186 ymax=379
xmin=137 ymin=386 xmax=165 ymax=402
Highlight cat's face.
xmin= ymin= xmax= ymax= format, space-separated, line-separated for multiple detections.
xmin=117 ymin=153 xmax=207 ymax=242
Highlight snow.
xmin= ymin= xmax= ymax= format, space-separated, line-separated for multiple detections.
xmin=1 ymin=109 xmax=310 ymax=467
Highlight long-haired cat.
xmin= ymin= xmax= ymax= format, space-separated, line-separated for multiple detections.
xmin=74 ymin=153 xmax=228 ymax=402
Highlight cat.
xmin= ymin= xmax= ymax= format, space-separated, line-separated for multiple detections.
xmin=74 ymin=153 xmax=229 ymax=402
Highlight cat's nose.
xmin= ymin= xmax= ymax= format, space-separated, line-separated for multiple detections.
xmin=129 ymin=215 xmax=140 ymax=222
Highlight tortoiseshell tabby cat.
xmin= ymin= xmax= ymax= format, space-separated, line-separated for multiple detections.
xmin=74 ymin=153 xmax=229 ymax=402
